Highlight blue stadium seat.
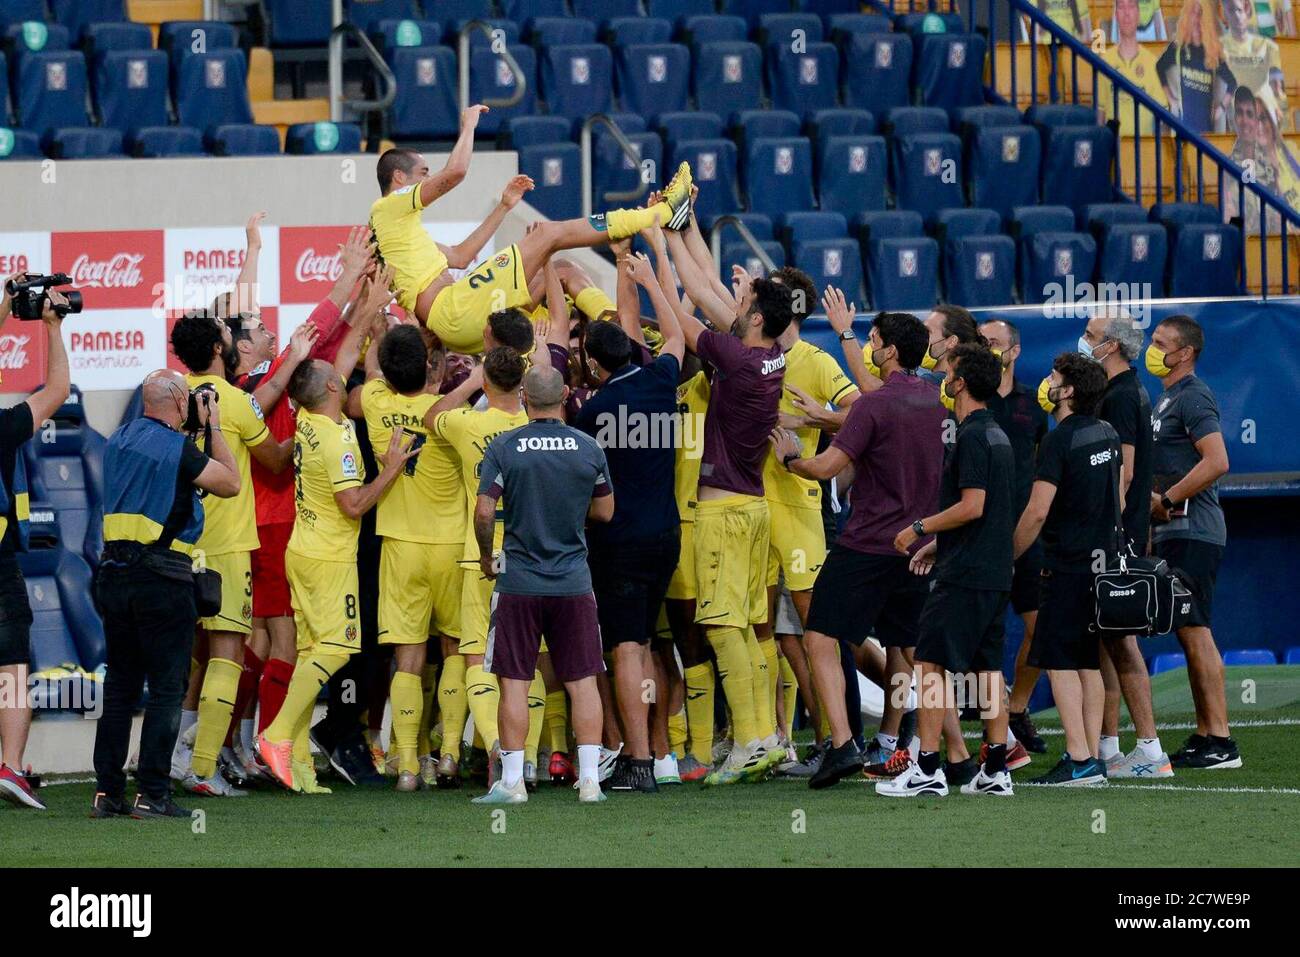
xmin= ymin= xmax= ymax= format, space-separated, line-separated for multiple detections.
xmin=968 ymin=125 xmax=1041 ymax=221
xmin=1097 ymin=223 xmax=1168 ymax=295
xmin=952 ymin=104 xmax=1021 ymax=134
xmin=175 ymin=49 xmax=253 ymax=131
xmin=932 ymin=207 xmax=1001 ymax=241
xmin=894 ymin=11 xmax=966 ymax=36
xmin=541 ymin=44 xmax=613 ymax=120
xmin=0 ymin=127 xmax=41 ymax=158
xmin=795 ymin=237 xmax=864 ymax=300
xmin=128 ymin=125 xmax=204 ymax=157
xmin=527 ymin=17 xmax=597 ymax=47
xmin=891 ymin=132 xmax=963 ymax=225
xmin=5 ymin=23 xmax=72 ymax=77
xmin=759 ymin=13 xmax=824 ymax=48
xmin=347 ymin=0 xmax=419 ymax=34
xmin=826 ymin=13 xmax=894 ymax=43
xmin=1009 ymin=204 xmax=1075 ymax=239
xmin=818 ymin=134 xmax=886 ymax=216
xmin=1025 ymin=103 xmax=1097 ymax=129
xmin=1284 ymin=647 xmax=1300 ymax=664
xmin=670 ymin=137 xmax=740 ymax=222
xmin=842 ymin=33 xmax=910 ymax=117
xmin=369 ymin=18 xmax=442 ymax=51
xmin=1168 ymin=223 xmax=1241 ymax=297
xmin=518 ymin=141 xmax=582 ymax=219
xmin=50 ymin=0 xmax=125 ymax=40
xmin=683 ymin=15 xmax=748 ymax=46
xmin=809 ymin=107 xmax=876 ymax=150
xmin=658 ymin=110 xmax=724 ymax=149
xmin=1041 ymin=125 xmax=1115 ymax=212
xmin=469 ymin=43 xmax=537 ymax=135
xmin=159 ymin=20 xmax=238 ymax=84
xmin=745 ymin=136 xmax=816 ymax=219
xmin=767 ymin=43 xmax=839 ymax=119
xmin=386 ymin=46 xmax=457 ymax=139
xmin=722 ymin=0 xmax=789 ymax=28
xmin=646 ymin=0 xmax=715 ymax=28
xmin=22 ymin=406 xmax=103 ymax=566
xmin=206 ymin=123 xmax=281 ymax=156
xmin=706 ymin=212 xmax=774 ymax=244
xmin=83 ymin=22 xmax=154 ymax=70
xmin=94 ymin=50 xmax=168 ymax=134
xmin=502 ymin=114 xmax=570 ymax=149
xmin=885 ymin=106 xmax=949 ymax=137
xmin=1149 ymin=652 xmax=1186 ymax=674
xmin=41 ymin=125 xmax=123 ymax=157
xmin=0 ymin=50 xmax=8 ymax=124
xmin=1149 ymin=201 xmax=1219 ymax=230
xmin=1020 ymin=231 xmax=1097 ymax=304
xmin=945 ymin=234 xmax=1016 ymax=307
xmin=693 ymin=41 xmax=761 ymax=123
xmin=263 ymin=0 xmax=333 ymax=46
xmin=617 ymin=43 xmax=689 ymax=121
xmin=607 ymin=17 xmax=673 ymax=47
xmin=782 ymin=210 xmax=848 ymax=246
xmin=450 ymin=18 xmax=522 ymax=49
xmin=19 ymin=507 xmax=105 ymax=682
xmin=501 ymin=0 xmax=568 ymax=22
xmin=1082 ymin=201 xmax=1147 ymax=235
xmin=1222 ymin=648 xmax=1278 ymax=666
xmin=286 ymin=121 xmax=363 ymax=153
xmin=0 ymin=1 xmax=46 ymax=30
xmin=16 ymin=50 xmax=89 ymax=137
xmin=591 ymin=129 xmax=661 ymax=212
xmin=866 ymin=236 xmax=939 ymax=311
xmin=858 ymin=209 xmax=924 ymax=243
xmin=572 ymin=0 xmax=640 ymax=18
xmin=915 ymin=33 xmax=985 ymax=110
xmin=733 ymin=109 xmax=799 ymax=158
xmin=721 ymin=240 xmax=786 ymax=279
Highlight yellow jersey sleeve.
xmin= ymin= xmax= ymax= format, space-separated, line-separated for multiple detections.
xmin=227 ymin=386 xmax=269 ymax=449
xmin=814 ymin=347 xmax=858 ymax=408
xmin=765 ymin=342 xmax=849 ymax=510
xmin=320 ymin=418 xmax=365 ymax=492
xmin=289 ymin=411 xmax=364 ymax=561
xmin=674 ymin=372 xmax=710 ymax=523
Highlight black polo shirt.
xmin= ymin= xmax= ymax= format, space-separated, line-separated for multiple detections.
xmin=1098 ymin=367 xmax=1154 ymax=551
xmin=935 ymin=408 xmax=1016 ymax=592
xmin=0 ymin=402 xmax=33 ymax=556
xmin=1035 ymin=413 xmax=1122 ymax=572
xmin=986 ymin=377 xmax=1048 ymax=521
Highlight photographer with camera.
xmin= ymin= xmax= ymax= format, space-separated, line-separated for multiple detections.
xmin=0 ymin=274 xmax=71 ymax=810
xmin=91 ymin=369 xmax=240 ymax=819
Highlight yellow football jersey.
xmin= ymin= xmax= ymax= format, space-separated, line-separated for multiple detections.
xmin=763 ymin=340 xmax=857 ymax=510
xmin=369 ymin=184 xmax=448 ymax=311
xmin=185 ymin=373 xmax=268 ymax=555
xmin=675 ymin=371 xmax=710 ymax=524
xmin=360 ymin=378 xmax=465 ymax=545
xmin=433 ymin=404 xmax=528 ymax=564
xmin=288 ymin=409 xmax=365 ymax=562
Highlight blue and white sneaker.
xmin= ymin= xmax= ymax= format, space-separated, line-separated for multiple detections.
xmin=1107 ymin=748 xmax=1174 ymax=779
xmin=1030 ymin=755 xmax=1108 ymax=786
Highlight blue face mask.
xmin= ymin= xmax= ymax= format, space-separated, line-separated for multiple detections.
xmin=1078 ymin=335 xmax=1100 ymax=360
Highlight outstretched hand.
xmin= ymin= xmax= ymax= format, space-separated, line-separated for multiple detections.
xmin=501 ymin=174 xmax=535 ymax=208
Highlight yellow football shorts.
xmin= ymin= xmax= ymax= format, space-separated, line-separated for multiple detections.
xmin=766 ymin=502 xmax=828 ymax=592
xmin=197 ymin=550 xmax=252 ymax=636
xmin=287 ymin=550 xmax=361 ymax=656
xmin=378 ymin=539 xmax=463 ymax=645
xmin=665 ymin=520 xmax=696 ymax=601
xmin=427 ymin=244 xmax=532 ymax=354
xmin=459 ymin=565 xmax=495 ymax=657
xmin=693 ymin=494 xmax=770 ymax=629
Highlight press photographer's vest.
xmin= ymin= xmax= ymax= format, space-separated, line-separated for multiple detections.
xmin=102 ymin=417 xmax=204 ymax=553
xmin=0 ymin=452 xmax=30 ymax=550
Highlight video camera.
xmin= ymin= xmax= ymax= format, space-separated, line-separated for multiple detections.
xmin=184 ymin=383 xmax=219 ymax=435
xmin=3 ymin=273 xmax=84 ymax=320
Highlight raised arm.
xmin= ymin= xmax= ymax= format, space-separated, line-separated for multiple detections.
xmin=334 ymin=269 xmax=394 ymax=381
xmin=423 ymin=364 xmax=484 ymax=429
xmin=663 ymin=227 xmax=735 ymax=332
xmin=231 ymin=211 xmax=266 ymax=314
xmin=252 ymin=322 xmax=317 ymax=414
xmin=823 ymin=286 xmax=879 ymax=394
xmin=682 ymin=201 xmax=739 ymax=309
xmin=611 ymin=237 xmax=646 ymax=346
xmin=191 ymin=400 xmax=240 ymax=498
xmin=335 ymin=428 xmax=418 ymax=519
xmin=626 ymin=252 xmax=684 ymax=365
xmin=327 ymin=225 xmax=374 ymax=311
xmin=441 ymin=174 xmax=535 ymax=269
xmin=420 ymin=104 xmax=488 ymax=209
xmin=24 ymin=292 xmax=71 ymax=432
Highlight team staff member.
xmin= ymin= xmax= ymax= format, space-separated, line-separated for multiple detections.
xmin=1085 ymin=311 xmax=1171 ymax=778
xmin=256 ymin=357 xmax=415 ymax=792
xmin=91 ymin=371 xmax=240 ymax=820
xmin=1147 ymin=315 xmax=1238 ymax=768
xmin=1013 ymin=353 xmax=1120 ymax=787
xmin=473 ymin=366 xmax=615 ymax=805
xmin=979 ymin=319 xmax=1050 ymax=754
xmin=0 ymin=283 xmax=70 ymax=811
xmin=169 ymin=312 xmax=293 ymax=796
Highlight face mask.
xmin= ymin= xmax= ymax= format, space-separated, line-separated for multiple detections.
xmin=867 ymin=345 xmax=889 ymax=378
xmin=1078 ymin=336 xmax=1100 ymax=360
xmin=1145 ymin=344 xmax=1176 ymax=377
xmin=921 ymin=341 xmax=942 ymax=370
xmin=940 ymin=379 xmax=958 ymax=411
xmin=1037 ymin=376 xmax=1058 ymax=414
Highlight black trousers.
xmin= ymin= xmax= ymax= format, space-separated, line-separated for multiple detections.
xmin=92 ymin=564 xmax=195 ymax=801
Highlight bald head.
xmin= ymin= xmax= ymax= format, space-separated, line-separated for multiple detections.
xmin=523 ymin=364 xmax=566 ymax=412
xmin=142 ymin=369 xmax=188 ymax=428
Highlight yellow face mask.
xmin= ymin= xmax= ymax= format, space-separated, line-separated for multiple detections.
xmin=921 ymin=343 xmax=941 ymax=370
xmin=862 ymin=345 xmax=883 ymax=380
xmin=940 ymin=382 xmax=957 ymax=412
xmin=1145 ymin=344 xmax=1175 ymax=377
xmin=1037 ymin=376 xmax=1057 ymax=414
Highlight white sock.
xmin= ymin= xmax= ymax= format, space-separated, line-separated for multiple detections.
xmin=501 ymin=749 xmax=524 ymax=788
xmin=1136 ymin=737 xmax=1163 ymax=760
xmin=577 ymin=744 xmax=600 ymax=784
xmin=1006 ymin=726 xmax=1018 ymax=746
xmin=876 ymin=732 xmax=898 ymax=751
xmin=1099 ymin=735 xmax=1121 ymax=761
xmin=175 ymin=709 xmax=197 ymax=751
xmin=239 ymin=718 xmax=255 ymax=754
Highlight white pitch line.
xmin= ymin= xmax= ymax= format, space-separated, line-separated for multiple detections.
xmin=961 ymin=717 xmax=1300 ymax=739
xmin=1017 ymin=782 xmax=1300 ymax=795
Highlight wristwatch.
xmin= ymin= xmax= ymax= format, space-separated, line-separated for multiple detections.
xmin=782 ymin=452 xmax=799 ymax=470
xmin=838 ymin=329 xmax=856 ymax=341
xmin=1160 ymin=494 xmax=1177 ymax=513
xmin=912 ymin=519 xmax=925 ymax=536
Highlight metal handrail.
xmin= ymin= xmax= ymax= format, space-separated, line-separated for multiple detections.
xmin=327 ymin=4 xmax=396 ymax=122
xmin=580 ymin=114 xmax=651 ymax=218
xmin=709 ymin=214 xmax=776 ymax=275
xmin=458 ymin=20 xmax=526 ymax=111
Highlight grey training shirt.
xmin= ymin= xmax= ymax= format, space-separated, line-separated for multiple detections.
xmin=1151 ymin=374 xmax=1227 ymax=546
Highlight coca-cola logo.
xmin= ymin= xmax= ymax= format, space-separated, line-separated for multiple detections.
xmin=69 ymin=252 xmax=145 ymax=289
xmin=294 ymin=248 xmax=342 ymax=284
xmin=0 ymin=333 xmax=32 ymax=370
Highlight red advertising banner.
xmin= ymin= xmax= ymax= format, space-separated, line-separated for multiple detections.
xmin=278 ymin=226 xmax=352 ymax=305
xmin=50 ymin=230 xmax=166 ymax=311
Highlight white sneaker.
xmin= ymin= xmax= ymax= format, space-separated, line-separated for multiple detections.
xmin=471 ymin=778 xmax=528 ymax=804
xmin=875 ymin=762 xmax=948 ymax=798
xmin=598 ymin=744 xmax=623 ymax=782
xmin=1108 ymin=748 xmax=1174 ymax=779
xmin=960 ymin=768 xmax=1014 ymax=796
xmin=577 ymin=777 xmax=607 ymax=803
xmin=183 ymin=771 xmax=247 ymax=797
xmin=654 ymin=753 xmax=682 ymax=785
xmin=170 ymin=722 xmax=196 ymax=781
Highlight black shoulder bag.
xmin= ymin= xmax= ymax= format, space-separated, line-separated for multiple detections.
xmin=1092 ymin=454 xmax=1192 ymax=637
xmin=153 ymin=414 xmax=222 ymax=618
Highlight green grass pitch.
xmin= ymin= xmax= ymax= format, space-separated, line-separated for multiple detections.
xmin=5 ymin=666 xmax=1299 ymax=867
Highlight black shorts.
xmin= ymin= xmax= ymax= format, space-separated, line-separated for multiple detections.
xmin=1009 ymin=544 xmax=1043 ymax=615
xmin=486 ymin=591 xmax=605 ymax=682
xmin=590 ymin=531 xmax=679 ymax=652
xmin=1154 ymin=537 xmax=1222 ymax=629
xmin=805 ymin=545 xmax=926 ymax=647
xmin=915 ymin=582 xmax=1009 ymax=674
xmin=0 ymin=553 xmax=32 ymax=668
xmin=1029 ymin=568 xmax=1100 ymax=671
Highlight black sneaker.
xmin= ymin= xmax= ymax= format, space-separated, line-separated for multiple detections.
xmin=90 ymin=791 xmax=131 ymax=819
xmin=330 ymin=736 xmax=384 ymax=785
xmin=131 ymin=793 xmax=193 ymax=819
xmin=1181 ymin=736 xmax=1242 ymax=769
xmin=1009 ymin=711 xmax=1047 ymax=754
xmin=944 ymin=756 xmax=980 ymax=787
xmin=809 ymin=740 xmax=863 ymax=790
xmin=1170 ymin=733 xmax=1209 ymax=767
xmin=897 ymin=709 xmax=918 ymax=749
xmin=608 ymin=757 xmax=658 ymax=793
xmin=1029 ymin=755 xmax=1107 ymax=786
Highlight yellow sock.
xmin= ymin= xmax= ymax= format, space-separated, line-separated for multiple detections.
xmin=524 ymin=671 xmax=545 ymax=765
xmin=705 ymin=627 xmax=757 ymax=746
xmin=573 ymin=286 xmax=616 ymax=322
xmin=390 ymin=671 xmax=423 ymax=775
xmin=419 ymin=663 xmax=439 ymax=755
xmin=465 ymin=664 xmax=500 ymax=748
xmin=668 ymin=709 xmax=688 ymax=756
xmin=780 ymin=656 xmax=798 ymax=739
xmin=265 ymin=653 xmax=348 ymax=745
xmin=545 ymin=690 xmax=568 ymax=753
xmin=683 ymin=662 xmax=715 ymax=764
xmin=192 ymin=656 xmax=241 ymax=778
xmin=762 ymin=637 xmax=779 ymax=738
xmin=746 ymin=631 xmax=775 ymax=741
xmin=604 ymin=203 xmax=673 ymax=241
xmin=438 ymin=655 xmax=467 ymax=760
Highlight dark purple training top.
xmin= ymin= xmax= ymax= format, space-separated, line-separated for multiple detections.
xmin=831 ymin=371 xmax=946 ymax=556
xmin=695 ymin=329 xmax=786 ymax=498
